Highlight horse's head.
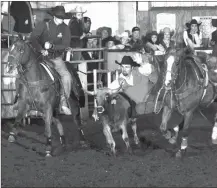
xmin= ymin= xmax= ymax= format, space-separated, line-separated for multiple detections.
xmin=7 ymin=36 xmax=31 ymax=74
xmin=163 ymin=48 xmax=185 ymax=88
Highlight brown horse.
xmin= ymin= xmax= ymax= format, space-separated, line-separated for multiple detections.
xmin=159 ymin=48 xmax=217 ymax=157
xmin=6 ymin=37 xmax=85 ymax=157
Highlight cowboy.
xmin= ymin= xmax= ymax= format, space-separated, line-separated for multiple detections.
xmin=127 ymin=26 xmax=144 ymax=51
xmin=16 ymin=5 xmax=72 ymax=115
xmin=183 ymin=19 xmax=202 ymax=49
xmin=107 ymin=55 xmax=158 ymax=115
xmin=68 ymin=6 xmax=87 ymax=48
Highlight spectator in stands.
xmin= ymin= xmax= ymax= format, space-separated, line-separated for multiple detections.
xmin=105 ymin=36 xmax=121 ymax=49
xmin=97 ymin=27 xmax=112 ymax=47
xmin=183 ymin=19 xmax=202 ymax=49
xmin=211 ymin=18 xmax=217 ymax=57
xmin=115 ymin=31 xmax=132 ymax=50
xmin=145 ymin=31 xmax=165 ymax=54
xmin=81 ymin=16 xmax=92 ymax=48
xmin=127 ymin=26 xmax=144 ymax=51
xmin=68 ymin=6 xmax=87 ymax=48
xmin=159 ymin=27 xmax=175 ymax=51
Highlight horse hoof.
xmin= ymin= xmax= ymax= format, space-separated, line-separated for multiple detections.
xmin=169 ymin=137 xmax=177 ymax=145
xmin=212 ymin=139 xmax=217 ymax=145
xmin=45 ymin=151 xmax=52 ymax=157
xmin=8 ymin=135 xmax=16 ymax=143
xmin=80 ymin=141 xmax=89 ymax=148
xmin=164 ymin=131 xmax=172 ymax=140
xmin=45 ymin=153 xmax=52 ymax=157
xmin=175 ymin=149 xmax=186 ymax=158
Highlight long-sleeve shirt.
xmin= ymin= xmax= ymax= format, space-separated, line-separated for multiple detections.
xmin=108 ymin=66 xmax=157 ymax=104
xmin=30 ymin=19 xmax=71 ymax=57
xmin=183 ymin=30 xmax=202 ymax=48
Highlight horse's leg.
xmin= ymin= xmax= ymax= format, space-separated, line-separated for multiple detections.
xmin=175 ymin=110 xmax=194 ymax=158
xmin=211 ymin=112 xmax=217 ymax=144
xmin=52 ymin=117 xmax=66 ymax=147
xmin=103 ymin=124 xmax=116 ymax=156
xmin=160 ymin=106 xmax=173 ymax=140
xmin=70 ymin=97 xmax=89 ymax=147
xmin=168 ymin=119 xmax=184 ymax=144
xmin=8 ymin=101 xmax=28 ymax=142
xmin=131 ymin=118 xmax=140 ymax=146
xmin=43 ymin=105 xmax=53 ymax=157
xmin=120 ymin=121 xmax=132 ymax=154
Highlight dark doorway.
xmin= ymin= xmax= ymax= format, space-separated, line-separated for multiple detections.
xmin=10 ymin=1 xmax=33 ymax=33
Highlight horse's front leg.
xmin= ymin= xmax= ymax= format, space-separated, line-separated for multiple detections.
xmin=43 ymin=105 xmax=53 ymax=157
xmin=8 ymin=101 xmax=28 ymax=143
xmin=175 ymin=110 xmax=194 ymax=158
xmin=211 ymin=112 xmax=217 ymax=144
xmin=160 ymin=105 xmax=173 ymax=140
xmin=52 ymin=117 xmax=66 ymax=147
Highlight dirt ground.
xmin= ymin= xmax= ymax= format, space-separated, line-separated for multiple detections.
xmin=1 ymin=103 xmax=217 ymax=187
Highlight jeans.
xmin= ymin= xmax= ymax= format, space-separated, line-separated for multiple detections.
xmin=50 ymin=57 xmax=71 ymax=99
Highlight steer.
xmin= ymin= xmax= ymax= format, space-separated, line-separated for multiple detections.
xmin=84 ymin=87 xmax=140 ymax=156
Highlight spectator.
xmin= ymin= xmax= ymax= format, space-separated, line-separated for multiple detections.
xmin=68 ymin=6 xmax=87 ymax=48
xmin=97 ymin=26 xmax=112 ymax=47
xmin=183 ymin=19 xmax=202 ymax=49
xmin=145 ymin=31 xmax=165 ymax=54
xmin=128 ymin=26 xmax=144 ymax=51
xmin=211 ymin=18 xmax=217 ymax=57
xmin=159 ymin=27 xmax=175 ymax=51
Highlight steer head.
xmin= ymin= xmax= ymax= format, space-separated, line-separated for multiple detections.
xmin=83 ymin=84 xmax=121 ymax=114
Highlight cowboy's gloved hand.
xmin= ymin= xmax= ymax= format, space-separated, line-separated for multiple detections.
xmin=41 ymin=49 xmax=48 ymax=56
xmin=44 ymin=42 xmax=53 ymax=50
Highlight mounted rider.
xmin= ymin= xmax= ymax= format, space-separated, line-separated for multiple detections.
xmin=14 ymin=6 xmax=73 ymax=115
xmin=107 ymin=54 xmax=158 ymax=116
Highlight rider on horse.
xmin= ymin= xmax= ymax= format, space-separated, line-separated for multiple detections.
xmin=14 ymin=6 xmax=73 ymax=115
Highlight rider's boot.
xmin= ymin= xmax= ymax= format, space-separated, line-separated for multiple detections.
xmin=60 ymin=95 xmax=72 ymax=115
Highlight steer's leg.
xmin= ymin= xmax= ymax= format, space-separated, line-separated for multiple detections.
xmin=120 ymin=121 xmax=132 ymax=154
xmin=131 ymin=118 xmax=140 ymax=146
xmin=103 ymin=124 xmax=116 ymax=156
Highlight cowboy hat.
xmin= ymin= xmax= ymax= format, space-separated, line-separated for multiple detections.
xmin=48 ymin=6 xmax=71 ymax=19
xmin=185 ymin=19 xmax=202 ymax=28
xmin=69 ymin=6 xmax=87 ymax=14
xmin=115 ymin=56 xmax=140 ymax=67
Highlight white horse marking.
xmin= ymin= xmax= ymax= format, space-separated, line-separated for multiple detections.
xmin=212 ymin=126 xmax=217 ymax=141
xmin=131 ymin=121 xmax=139 ymax=145
xmin=165 ymin=55 xmax=175 ymax=85
xmin=11 ymin=44 xmax=15 ymax=51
